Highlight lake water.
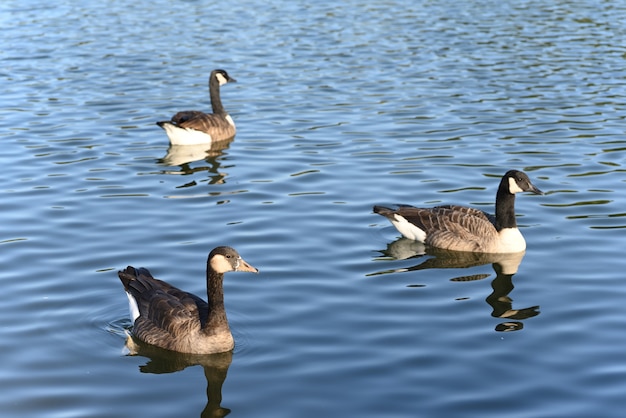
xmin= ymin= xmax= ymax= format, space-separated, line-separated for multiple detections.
xmin=2 ymin=0 xmax=626 ymax=417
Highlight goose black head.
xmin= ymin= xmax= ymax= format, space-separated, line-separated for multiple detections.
xmin=212 ymin=69 xmax=236 ymax=86
xmin=504 ymin=170 xmax=543 ymax=195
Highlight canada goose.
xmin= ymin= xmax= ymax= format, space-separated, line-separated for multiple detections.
xmin=156 ymin=69 xmax=237 ymax=146
xmin=373 ymin=170 xmax=543 ymax=253
xmin=118 ymin=246 xmax=258 ymax=354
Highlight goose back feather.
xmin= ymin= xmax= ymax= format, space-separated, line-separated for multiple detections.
xmin=374 ymin=170 xmax=543 ymax=253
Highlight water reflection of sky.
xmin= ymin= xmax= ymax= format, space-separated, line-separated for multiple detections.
xmin=2 ymin=0 xmax=626 ymax=417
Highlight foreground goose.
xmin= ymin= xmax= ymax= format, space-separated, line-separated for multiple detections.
xmin=118 ymin=246 xmax=258 ymax=354
xmin=157 ymin=69 xmax=237 ymax=146
xmin=373 ymin=170 xmax=543 ymax=253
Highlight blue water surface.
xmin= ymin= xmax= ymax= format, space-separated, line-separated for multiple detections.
xmin=1 ymin=0 xmax=626 ymax=417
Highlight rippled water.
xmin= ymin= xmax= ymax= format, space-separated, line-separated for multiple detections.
xmin=2 ymin=0 xmax=626 ymax=417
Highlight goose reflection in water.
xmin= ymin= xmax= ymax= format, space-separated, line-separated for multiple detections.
xmin=125 ymin=337 xmax=232 ymax=417
xmin=158 ymin=137 xmax=234 ymax=186
xmin=371 ymin=238 xmax=540 ymax=332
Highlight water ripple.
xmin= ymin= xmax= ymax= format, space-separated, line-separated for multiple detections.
xmin=2 ymin=0 xmax=626 ymax=417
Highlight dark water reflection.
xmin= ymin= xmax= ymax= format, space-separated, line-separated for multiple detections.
xmin=126 ymin=337 xmax=232 ymax=418
xmin=158 ymin=139 xmax=234 ymax=185
xmin=372 ymin=239 xmax=540 ymax=332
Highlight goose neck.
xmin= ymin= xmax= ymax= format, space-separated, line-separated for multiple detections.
xmin=205 ymin=268 xmax=228 ymax=330
xmin=209 ymin=77 xmax=226 ymax=114
xmin=494 ymin=182 xmax=517 ymax=231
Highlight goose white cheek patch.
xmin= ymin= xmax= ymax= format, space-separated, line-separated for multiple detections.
xmin=508 ymin=177 xmax=525 ymax=194
xmin=216 ymin=73 xmax=228 ymax=85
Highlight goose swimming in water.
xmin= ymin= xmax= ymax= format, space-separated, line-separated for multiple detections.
xmin=373 ymin=170 xmax=543 ymax=253
xmin=157 ymin=69 xmax=237 ymax=146
xmin=118 ymin=246 xmax=258 ymax=354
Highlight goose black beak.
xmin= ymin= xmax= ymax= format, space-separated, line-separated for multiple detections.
xmin=529 ymin=184 xmax=544 ymax=195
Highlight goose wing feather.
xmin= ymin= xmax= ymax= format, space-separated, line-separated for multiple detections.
xmin=437 ymin=204 xmax=496 ymax=224
xmin=171 ymin=110 xmax=207 ymax=125
xmin=172 ymin=112 xmax=235 ymax=140
xmin=119 ymin=267 xmax=207 ymax=348
xmin=391 ymin=205 xmax=499 ymax=251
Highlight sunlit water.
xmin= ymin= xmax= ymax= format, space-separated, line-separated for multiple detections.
xmin=2 ymin=0 xmax=626 ymax=417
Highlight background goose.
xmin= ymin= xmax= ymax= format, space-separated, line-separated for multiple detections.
xmin=156 ymin=69 xmax=237 ymax=146
xmin=118 ymin=246 xmax=258 ymax=354
xmin=373 ymin=170 xmax=543 ymax=253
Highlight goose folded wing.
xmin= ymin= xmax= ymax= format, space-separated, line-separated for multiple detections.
xmin=171 ymin=110 xmax=207 ymax=125
xmin=429 ymin=207 xmax=497 ymax=237
xmin=436 ymin=205 xmax=495 ymax=223
xmin=140 ymin=289 xmax=204 ymax=337
xmin=395 ymin=206 xmax=497 ymax=247
xmin=128 ymin=272 xmax=207 ymax=337
xmin=176 ymin=114 xmax=233 ymax=136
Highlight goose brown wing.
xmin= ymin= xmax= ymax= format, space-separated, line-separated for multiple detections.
xmin=394 ymin=206 xmax=495 ymax=232
xmin=437 ymin=205 xmax=495 ymax=224
xmin=119 ymin=267 xmax=207 ymax=346
xmin=175 ymin=113 xmax=235 ymax=138
xmin=393 ymin=205 xmax=498 ymax=251
xmin=171 ymin=110 xmax=207 ymax=125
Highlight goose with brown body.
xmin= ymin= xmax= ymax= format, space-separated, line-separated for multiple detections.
xmin=118 ymin=246 xmax=258 ymax=354
xmin=157 ymin=69 xmax=237 ymax=146
xmin=373 ymin=170 xmax=543 ymax=253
